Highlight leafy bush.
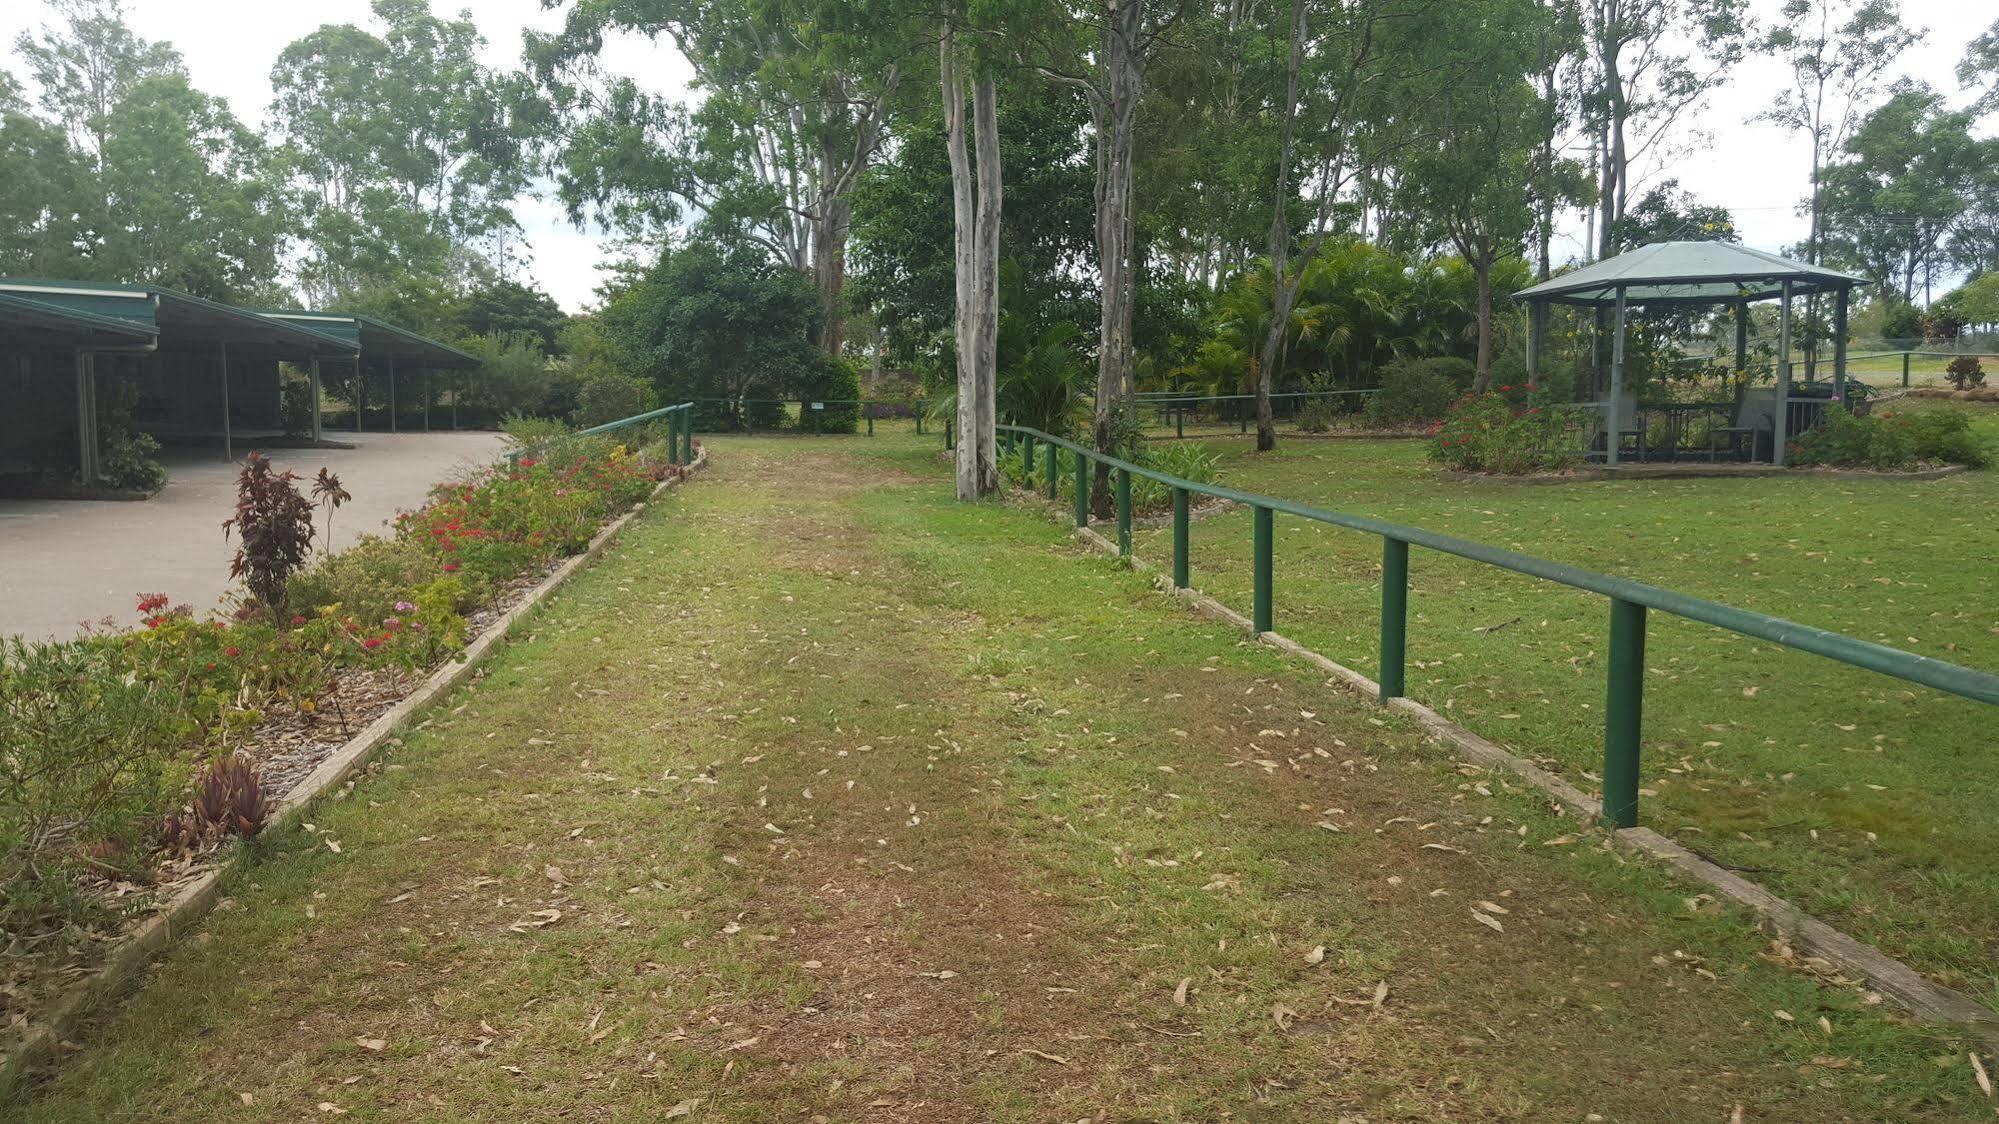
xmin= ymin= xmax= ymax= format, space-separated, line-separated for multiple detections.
xmin=1005 ymin=435 xmax=1222 ymax=514
xmin=279 ymin=368 xmax=316 ymax=437
xmin=1792 ymin=406 xmax=1991 ymax=469
xmin=1365 ymin=357 xmax=1473 ymax=426
xmin=1944 ymin=356 xmax=1986 ymax=390
xmin=0 ymin=634 xmax=183 ymax=904
xmin=573 ymin=371 xmax=657 ymax=428
xmin=1428 ymin=391 xmax=1583 ymax=474
xmin=501 ymin=413 xmax=573 ymax=448
xmin=97 ymin=430 xmax=166 ymax=492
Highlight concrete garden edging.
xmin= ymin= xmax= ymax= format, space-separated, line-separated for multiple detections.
xmin=0 ymin=446 xmax=709 ymax=1093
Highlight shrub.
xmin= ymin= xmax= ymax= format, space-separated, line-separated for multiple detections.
xmin=223 ymin=454 xmax=316 ymax=621
xmin=0 ymin=635 xmax=182 ymax=899
xmin=1791 ymin=406 xmax=1991 ymax=470
xmin=573 ymin=371 xmax=657 ymax=428
xmin=501 ymin=413 xmax=573 ymax=449
xmin=279 ymin=368 xmax=316 ymax=437
xmin=97 ymin=430 xmax=167 ymax=492
xmin=1428 ymin=391 xmax=1583 ymax=474
xmin=1365 ymin=357 xmax=1472 ymax=426
xmin=1944 ymin=355 xmax=1986 ymax=390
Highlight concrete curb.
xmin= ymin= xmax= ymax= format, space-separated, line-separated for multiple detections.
xmin=1061 ymin=516 xmax=1999 ymax=1048
xmin=0 ymin=446 xmax=710 ymax=1092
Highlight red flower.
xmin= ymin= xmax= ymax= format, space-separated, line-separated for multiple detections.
xmin=442 ymin=562 xmax=460 ymax=572
xmin=363 ymin=637 xmax=383 ymax=650
xmin=224 ymin=646 xmax=242 ymax=659
xmin=518 ymin=457 xmax=538 ymax=468
xmin=291 ymin=615 xmax=307 ymax=626
xmin=136 ymin=592 xmax=170 ymax=614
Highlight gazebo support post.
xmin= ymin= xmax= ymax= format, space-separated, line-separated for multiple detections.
xmin=1607 ymin=286 xmax=1627 ymax=468
xmin=219 ymin=339 xmax=232 ymax=462
xmin=1733 ymin=300 xmax=1749 ymax=380
xmin=1832 ymin=285 xmax=1849 ymax=405
xmin=1773 ymin=280 xmax=1794 ymax=468
xmin=1524 ymin=302 xmax=1538 ymax=384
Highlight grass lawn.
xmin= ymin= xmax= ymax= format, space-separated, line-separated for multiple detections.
xmin=1128 ymin=410 xmax=1998 ymax=1010
xmin=9 ymin=434 xmax=1993 ymax=1120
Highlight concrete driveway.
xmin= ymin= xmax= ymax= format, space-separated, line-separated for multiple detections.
xmin=0 ymin=432 xmax=506 ymax=640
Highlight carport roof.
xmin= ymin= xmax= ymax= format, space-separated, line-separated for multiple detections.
xmin=0 ymin=278 xmax=360 ymax=355
xmin=255 ymin=310 xmax=481 ymax=367
xmin=0 ymin=290 xmax=159 ymax=343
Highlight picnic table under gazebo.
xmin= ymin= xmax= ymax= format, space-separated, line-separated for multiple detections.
xmin=1516 ymin=241 xmax=1869 ymax=466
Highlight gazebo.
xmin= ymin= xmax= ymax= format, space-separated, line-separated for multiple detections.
xmin=1516 ymin=241 xmax=1869 ymax=466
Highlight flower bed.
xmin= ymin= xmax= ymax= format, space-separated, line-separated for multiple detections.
xmin=0 ymin=427 xmax=690 ymax=1044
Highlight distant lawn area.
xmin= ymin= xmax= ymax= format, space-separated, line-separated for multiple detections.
xmin=1128 ymin=409 xmax=1998 ymax=1007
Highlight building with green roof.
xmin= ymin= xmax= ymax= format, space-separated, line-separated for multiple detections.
xmin=0 ymin=278 xmax=477 ymax=493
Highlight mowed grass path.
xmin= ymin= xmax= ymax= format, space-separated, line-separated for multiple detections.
xmin=1151 ymin=414 xmax=1998 ymax=1007
xmin=12 ymin=435 xmax=1993 ymax=1121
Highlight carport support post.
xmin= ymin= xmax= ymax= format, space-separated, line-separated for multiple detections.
xmin=1832 ymin=286 xmax=1849 ymax=405
xmin=388 ymin=354 xmax=397 ymax=434
xmin=1606 ymin=286 xmax=1627 ymax=467
xmin=423 ymin=367 xmax=431 ymax=432
xmin=1773 ymin=281 xmax=1794 ymax=467
xmin=355 ymin=362 xmax=365 ymax=432
xmin=309 ymin=358 xmax=323 ymax=442
xmin=1524 ymin=301 xmax=1537 ymax=383
xmin=451 ymin=370 xmax=460 ymax=429
xmin=219 ymin=339 xmax=232 ymax=461
xmin=74 ymin=349 xmax=97 ymax=484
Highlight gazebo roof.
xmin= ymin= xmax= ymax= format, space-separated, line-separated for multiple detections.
xmin=1515 ymin=241 xmax=1869 ymax=308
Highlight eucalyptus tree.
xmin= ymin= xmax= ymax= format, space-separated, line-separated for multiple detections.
xmin=11 ymin=0 xmax=182 ymax=170
xmin=0 ymin=70 xmax=87 ymax=277
xmin=1577 ymin=0 xmax=1752 ymax=261
xmin=1963 ymin=19 xmax=1999 ymax=115
xmin=1393 ymin=0 xmax=1571 ymax=394
xmin=1249 ymin=0 xmax=1425 ymax=451
xmin=938 ymin=15 xmax=1004 ymax=499
xmin=529 ymin=0 xmax=900 ymax=356
xmin=1031 ymin=0 xmax=1187 ymax=505
xmin=269 ymin=0 xmax=534 ymax=303
xmin=1818 ymin=83 xmax=1991 ymax=303
xmin=1757 ymin=0 xmax=1921 ymax=268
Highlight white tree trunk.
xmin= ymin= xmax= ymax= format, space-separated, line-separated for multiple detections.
xmin=942 ymin=34 xmax=999 ymax=499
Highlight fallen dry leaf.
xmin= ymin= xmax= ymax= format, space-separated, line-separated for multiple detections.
xmin=1173 ymin=977 xmax=1191 ymax=1006
xmin=1304 ymin=945 xmax=1327 ymax=966
xmin=1021 ymin=1048 xmax=1071 ymax=1065
xmin=1471 ymin=909 xmax=1504 ymax=933
xmin=664 ymin=1099 xmax=703 ymax=1118
xmin=354 ymin=1037 xmax=386 ymax=1052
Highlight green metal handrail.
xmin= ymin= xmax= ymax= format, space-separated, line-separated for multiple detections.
xmin=511 ymin=401 xmax=696 ymax=468
xmin=994 ymin=422 xmax=1999 ymax=830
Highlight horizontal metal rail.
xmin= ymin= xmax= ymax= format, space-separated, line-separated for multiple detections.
xmin=511 ymin=402 xmax=695 ymax=467
xmin=994 ymin=422 xmax=1999 ymax=830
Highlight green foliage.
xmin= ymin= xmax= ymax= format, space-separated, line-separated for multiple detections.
xmin=458 ymin=331 xmax=577 ymax=422
xmin=1428 ymin=391 xmax=1583 ymax=474
xmin=1004 ymin=435 xmax=1223 ymax=514
xmin=222 ymin=454 xmax=317 ymax=619
xmin=573 ymin=370 xmax=657 ymax=428
xmin=500 ymin=413 xmax=573 ymax=448
xmin=1792 ymin=406 xmax=1992 ymax=469
xmin=0 ymin=634 xmax=181 ymax=905
xmin=96 ymin=430 xmax=165 ymax=492
xmin=1944 ymin=355 xmax=1986 ymax=390
xmin=1364 ymin=358 xmax=1474 ymax=426
xmin=593 ymin=239 xmax=835 ymax=428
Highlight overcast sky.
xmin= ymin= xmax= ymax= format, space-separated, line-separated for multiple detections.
xmin=0 ymin=0 xmax=1985 ymax=312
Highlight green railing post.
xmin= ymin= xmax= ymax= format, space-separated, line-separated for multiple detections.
xmin=1380 ymin=537 xmax=1408 ymax=701
xmin=683 ymin=407 xmax=694 ymax=463
xmin=1073 ymin=448 xmax=1089 ymax=528
xmin=1044 ymin=439 xmax=1057 ymax=499
xmin=1604 ymin=597 xmax=1646 ymax=829
xmin=1115 ymin=468 xmax=1132 ymax=556
xmin=1252 ymin=505 xmax=1273 ymax=633
xmin=915 ymin=404 xmax=924 ymax=436
xmin=1172 ymin=487 xmax=1190 ymax=588
xmin=1902 ymin=352 xmax=1911 ymax=388
xmin=867 ymin=403 xmax=874 ymax=437
xmin=1022 ymin=434 xmax=1035 ymax=488
xmin=946 ymin=416 xmax=955 ymax=451
xmin=669 ymin=409 xmax=682 ymax=465
xmin=1176 ymin=409 xmax=1184 ymax=439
